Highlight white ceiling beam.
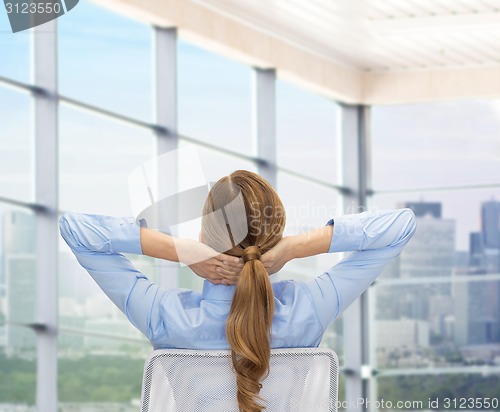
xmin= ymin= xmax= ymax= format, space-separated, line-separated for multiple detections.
xmin=369 ymin=11 xmax=500 ymax=35
xmin=363 ymin=64 xmax=500 ymax=104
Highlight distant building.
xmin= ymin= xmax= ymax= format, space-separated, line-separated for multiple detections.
xmin=405 ymin=201 xmax=441 ymax=219
xmin=377 ymin=318 xmax=429 ymax=349
xmin=453 ymin=267 xmax=500 ymax=346
xmin=453 ymin=269 xmax=469 ymax=346
xmin=399 ymin=213 xmax=455 ymax=279
xmin=469 ymin=232 xmax=484 ymax=268
xmin=428 ymin=294 xmax=454 ymax=337
xmin=481 ymin=200 xmax=500 ymax=249
xmin=395 ymin=211 xmax=455 ymax=323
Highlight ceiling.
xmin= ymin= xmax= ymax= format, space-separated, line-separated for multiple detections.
xmin=191 ymin=0 xmax=500 ymax=73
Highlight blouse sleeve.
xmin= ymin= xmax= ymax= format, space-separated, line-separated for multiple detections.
xmin=304 ymin=208 xmax=417 ymax=331
xmin=58 ymin=212 xmax=168 ymax=341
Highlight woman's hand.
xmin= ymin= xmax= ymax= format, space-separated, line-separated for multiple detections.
xmin=188 ymin=252 xmax=244 ymax=285
xmin=140 ymin=227 xmax=244 ymax=285
xmin=174 ymin=238 xmax=244 ymax=285
xmin=261 ymin=236 xmax=297 ymax=275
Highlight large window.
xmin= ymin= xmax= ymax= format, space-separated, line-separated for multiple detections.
xmin=370 ymin=100 xmax=500 ymax=400
xmin=4 ymin=0 xmax=499 ymax=409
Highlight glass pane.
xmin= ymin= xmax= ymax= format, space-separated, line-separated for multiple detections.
xmin=0 ymin=11 xmax=30 ymax=83
xmin=321 ymin=318 xmax=344 ymax=361
xmin=277 ymin=80 xmax=339 ymax=184
xmin=58 ymin=332 xmax=150 ymax=408
xmin=370 ymin=188 xmax=500 ymax=280
xmin=377 ymin=373 xmax=500 ymax=408
xmin=371 ymin=99 xmax=500 ymax=190
xmin=178 ymin=40 xmax=253 ymax=155
xmin=0 ymin=86 xmax=33 ymax=202
xmin=277 ymin=172 xmax=343 ymax=359
xmin=374 ymin=277 xmax=500 ymax=370
xmin=278 ymin=171 xmax=341 ymax=235
xmin=276 ymin=171 xmax=342 ymax=281
xmin=58 ymin=0 xmax=152 ymax=121
xmin=58 ymin=103 xmax=156 ymax=216
xmin=0 ymin=325 xmax=36 ymax=406
xmin=178 ymin=140 xmax=258 ymax=183
xmin=0 ymin=202 xmax=36 ymax=325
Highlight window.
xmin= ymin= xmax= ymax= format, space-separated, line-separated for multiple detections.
xmin=277 ymin=80 xmax=340 ymax=184
xmin=0 ymin=87 xmax=33 ymax=202
xmin=58 ymin=0 xmax=152 ymax=121
xmin=370 ymin=99 xmax=500 ymax=399
xmin=0 ymin=202 xmax=37 ymax=407
xmin=178 ymin=40 xmax=254 ymax=155
xmin=0 ymin=12 xmax=30 ymax=83
xmin=58 ymin=103 xmax=156 ymax=215
xmin=371 ymin=99 xmax=500 ymax=190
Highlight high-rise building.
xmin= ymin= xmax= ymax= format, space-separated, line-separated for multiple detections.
xmin=469 ymin=232 xmax=485 ymax=268
xmin=399 ymin=214 xmax=455 ymax=279
xmin=481 ymin=200 xmax=500 ymax=249
xmin=454 ymin=267 xmax=500 ymax=346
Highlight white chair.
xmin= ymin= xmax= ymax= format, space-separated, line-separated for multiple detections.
xmin=140 ymin=347 xmax=339 ymax=412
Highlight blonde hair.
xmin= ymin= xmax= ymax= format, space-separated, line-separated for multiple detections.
xmin=201 ymin=170 xmax=286 ymax=412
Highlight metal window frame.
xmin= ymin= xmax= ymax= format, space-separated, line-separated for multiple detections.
xmin=153 ymin=27 xmax=179 ymax=289
xmin=33 ymin=19 xmax=58 ymax=412
xmin=254 ymin=68 xmax=277 ymax=187
xmin=338 ymin=103 xmax=374 ymax=411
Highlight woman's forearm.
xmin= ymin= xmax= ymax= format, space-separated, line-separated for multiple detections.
xmin=290 ymin=224 xmax=333 ymax=259
xmin=139 ymin=227 xmax=239 ymax=268
xmin=140 ymin=227 xmax=180 ymax=261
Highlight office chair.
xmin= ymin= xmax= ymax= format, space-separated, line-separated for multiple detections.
xmin=140 ymin=347 xmax=339 ymax=412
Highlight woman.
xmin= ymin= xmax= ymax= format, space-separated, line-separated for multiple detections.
xmin=59 ymin=169 xmax=416 ymax=412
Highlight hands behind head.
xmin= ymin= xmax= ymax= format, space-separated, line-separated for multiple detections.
xmin=188 ymin=236 xmax=296 ymax=286
xmin=188 ymin=253 xmax=244 ymax=286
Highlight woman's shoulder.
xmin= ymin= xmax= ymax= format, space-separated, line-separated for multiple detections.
xmin=271 ymin=278 xmax=301 ymax=302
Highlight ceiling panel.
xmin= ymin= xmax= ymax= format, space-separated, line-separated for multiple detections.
xmin=191 ymin=0 xmax=500 ymax=72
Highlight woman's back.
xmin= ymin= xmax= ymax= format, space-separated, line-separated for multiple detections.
xmin=148 ymin=279 xmax=324 ymax=350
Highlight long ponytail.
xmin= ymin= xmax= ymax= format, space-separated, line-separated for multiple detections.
xmin=200 ymin=170 xmax=286 ymax=412
xmin=226 ymin=245 xmax=274 ymax=412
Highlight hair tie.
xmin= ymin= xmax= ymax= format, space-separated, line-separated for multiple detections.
xmin=242 ymin=245 xmax=261 ymax=263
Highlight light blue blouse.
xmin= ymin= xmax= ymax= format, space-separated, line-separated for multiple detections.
xmin=59 ymin=208 xmax=416 ymax=350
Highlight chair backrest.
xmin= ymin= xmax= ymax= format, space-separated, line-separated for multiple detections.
xmin=140 ymin=347 xmax=339 ymax=412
